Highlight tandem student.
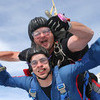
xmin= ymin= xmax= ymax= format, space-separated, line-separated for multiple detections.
xmin=0 ymin=38 xmax=100 ymax=100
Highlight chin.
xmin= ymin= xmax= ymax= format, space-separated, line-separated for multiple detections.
xmin=40 ymin=75 xmax=47 ymax=78
xmin=43 ymin=46 xmax=49 ymax=50
xmin=38 ymin=74 xmax=49 ymax=80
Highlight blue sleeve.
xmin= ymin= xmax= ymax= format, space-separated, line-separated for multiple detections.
xmin=71 ymin=38 xmax=100 ymax=77
xmin=0 ymin=69 xmax=32 ymax=91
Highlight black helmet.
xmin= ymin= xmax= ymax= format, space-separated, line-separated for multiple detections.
xmin=19 ymin=45 xmax=50 ymax=73
xmin=28 ymin=17 xmax=48 ymax=43
xmin=18 ymin=45 xmax=49 ymax=63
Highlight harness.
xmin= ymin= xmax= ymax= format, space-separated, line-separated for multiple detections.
xmin=29 ymin=73 xmax=37 ymax=100
xmin=52 ymin=41 xmax=75 ymax=67
xmin=54 ymin=42 xmax=70 ymax=100
xmin=76 ymin=71 xmax=100 ymax=100
xmin=54 ymin=65 xmax=70 ymax=100
xmin=54 ymin=42 xmax=66 ymax=65
xmin=29 ymin=66 xmax=70 ymax=100
xmin=83 ymin=71 xmax=90 ymax=100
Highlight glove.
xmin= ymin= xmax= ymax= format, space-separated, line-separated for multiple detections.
xmin=0 ymin=63 xmax=3 ymax=67
xmin=0 ymin=63 xmax=6 ymax=72
xmin=47 ymin=14 xmax=71 ymax=32
xmin=53 ymin=31 xmax=71 ymax=42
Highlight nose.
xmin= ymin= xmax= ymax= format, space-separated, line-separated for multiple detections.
xmin=40 ymin=32 xmax=45 ymax=37
xmin=37 ymin=61 xmax=43 ymax=68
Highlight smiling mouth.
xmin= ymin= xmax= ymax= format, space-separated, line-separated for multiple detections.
xmin=40 ymin=40 xmax=48 ymax=44
xmin=38 ymin=68 xmax=46 ymax=73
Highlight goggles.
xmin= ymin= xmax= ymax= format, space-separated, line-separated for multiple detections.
xmin=32 ymin=28 xmax=51 ymax=39
xmin=30 ymin=57 xmax=48 ymax=68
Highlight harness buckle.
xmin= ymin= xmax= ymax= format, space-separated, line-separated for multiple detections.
xmin=29 ymin=89 xmax=36 ymax=98
xmin=57 ymin=83 xmax=66 ymax=94
xmin=0 ymin=66 xmax=6 ymax=72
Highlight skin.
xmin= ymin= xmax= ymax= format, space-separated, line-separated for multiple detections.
xmin=0 ymin=51 xmax=19 ymax=61
xmin=68 ymin=22 xmax=94 ymax=52
xmin=30 ymin=54 xmax=52 ymax=87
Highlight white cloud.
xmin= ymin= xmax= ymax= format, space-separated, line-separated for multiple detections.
xmin=0 ymin=40 xmax=11 ymax=50
xmin=0 ymin=87 xmax=31 ymax=100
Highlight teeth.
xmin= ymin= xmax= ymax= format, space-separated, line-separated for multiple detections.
xmin=39 ymin=69 xmax=44 ymax=72
xmin=41 ymin=40 xmax=47 ymax=43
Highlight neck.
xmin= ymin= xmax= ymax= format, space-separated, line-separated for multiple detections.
xmin=37 ymin=73 xmax=52 ymax=87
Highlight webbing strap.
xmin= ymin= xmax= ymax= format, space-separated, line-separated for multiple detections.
xmin=45 ymin=0 xmax=57 ymax=18
xmin=54 ymin=65 xmax=70 ymax=100
xmin=29 ymin=89 xmax=36 ymax=100
xmin=50 ymin=0 xmax=57 ymax=16
xmin=29 ymin=73 xmax=37 ymax=100
xmin=83 ymin=71 xmax=89 ymax=100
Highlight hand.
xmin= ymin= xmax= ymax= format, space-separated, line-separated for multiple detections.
xmin=0 ymin=63 xmax=3 ymax=67
xmin=0 ymin=63 xmax=6 ymax=72
xmin=47 ymin=14 xmax=71 ymax=32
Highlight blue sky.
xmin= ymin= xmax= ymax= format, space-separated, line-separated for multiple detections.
xmin=0 ymin=0 xmax=100 ymax=100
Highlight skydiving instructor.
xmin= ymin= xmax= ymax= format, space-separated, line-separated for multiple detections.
xmin=0 ymin=14 xmax=94 ymax=66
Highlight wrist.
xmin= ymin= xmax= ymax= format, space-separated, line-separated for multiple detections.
xmin=67 ymin=21 xmax=72 ymax=30
xmin=0 ymin=66 xmax=6 ymax=72
xmin=57 ymin=13 xmax=72 ymax=31
xmin=0 ymin=63 xmax=6 ymax=72
xmin=65 ymin=21 xmax=72 ymax=31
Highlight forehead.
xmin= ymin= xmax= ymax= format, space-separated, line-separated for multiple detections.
xmin=34 ymin=27 xmax=50 ymax=32
xmin=31 ymin=54 xmax=47 ymax=60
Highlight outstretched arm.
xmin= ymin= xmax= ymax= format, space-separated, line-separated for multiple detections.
xmin=0 ymin=64 xmax=30 ymax=91
xmin=0 ymin=51 xmax=20 ymax=61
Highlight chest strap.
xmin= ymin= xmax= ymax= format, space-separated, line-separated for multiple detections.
xmin=54 ymin=65 xmax=70 ymax=100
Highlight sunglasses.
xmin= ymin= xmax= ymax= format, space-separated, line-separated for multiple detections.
xmin=30 ymin=57 xmax=48 ymax=68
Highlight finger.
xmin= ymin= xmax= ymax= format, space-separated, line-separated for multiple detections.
xmin=54 ymin=21 xmax=60 ymax=31
xmin=50 ymin=22 xmax=57 ymax=30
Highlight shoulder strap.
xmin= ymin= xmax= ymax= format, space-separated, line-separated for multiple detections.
xmin=54 ymin=65 xmax=70 ymax=100
xmin=76 ymin=72 xmax=90 ymax=100
xmin=29 ymin=73 xmax=37 ymax=100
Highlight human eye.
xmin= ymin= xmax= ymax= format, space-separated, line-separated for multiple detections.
xmin=31 ymin=60 xmax=37 ymax=67
xmin=47 ymin=29 xmax=51 ymax=32
xmin=34 ymin=32 xmax=41 ymax=37
xmin=40 ymin=58 xmax=48 ymax=64
xmin=43 ymin=29 xmax=51 ymax=34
